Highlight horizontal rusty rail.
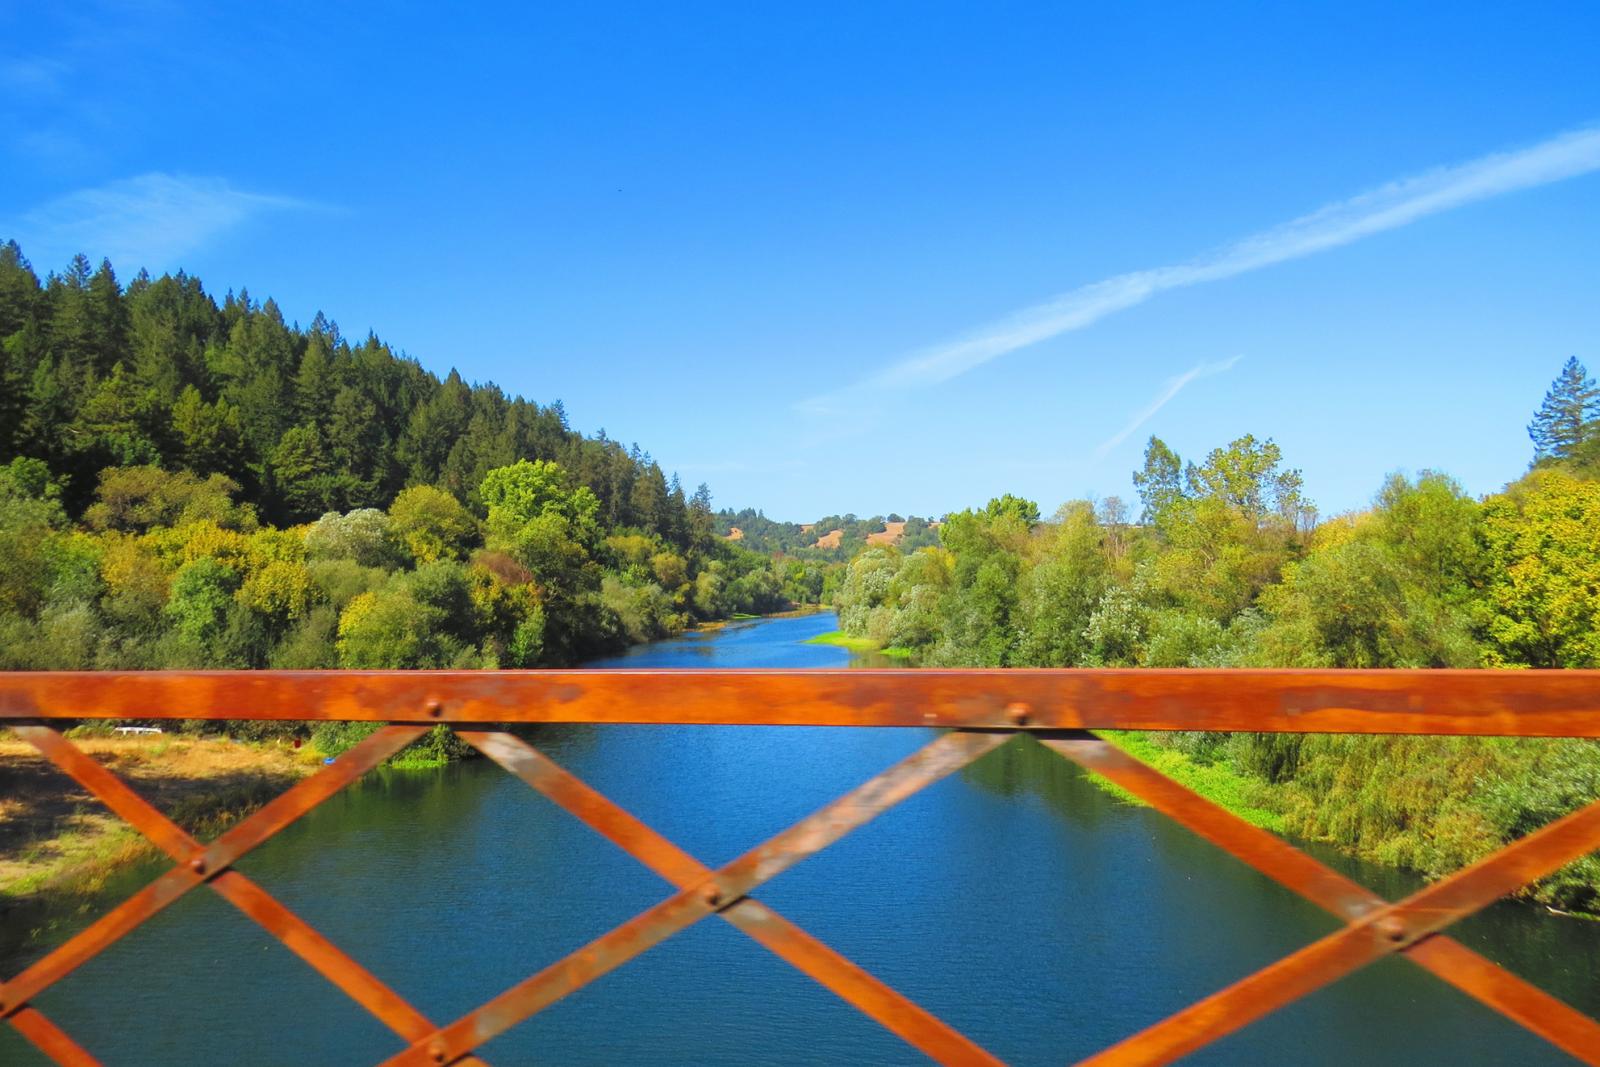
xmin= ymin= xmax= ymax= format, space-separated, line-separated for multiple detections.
xmin=4 ymin=668 xmax=1600 ymax=734
xmin=2 ymin=669 xmax=1600 ymax=1066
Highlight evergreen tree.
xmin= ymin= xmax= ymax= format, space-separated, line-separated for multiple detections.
xmin=172 ymin=386 xmax=248 ymax=476
xmin=1529 ymin=356 xmax=1598 ymax=462
xmin=0 ymin=240 xmax=40 ymax=338
xmin=688 ymin=483 xmax=716 ymax=550
xmin=294 ymin=331 xmax=338 ymax=426
xmin=0 ymin=240 xmax=700 ymax=545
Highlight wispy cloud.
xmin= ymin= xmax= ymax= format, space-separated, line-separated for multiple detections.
xmin=801 ymin=124 xmax=1600 ymax=413
xmin=6 ymin=173 xmax=308 ymax=273
xmin=674 ymin=458 xmax=809 ymax=474
xmin=1092 ymin=355 xmax=1242 ymax=460
xmin=0 ymin=57 xmax=69 ymax=95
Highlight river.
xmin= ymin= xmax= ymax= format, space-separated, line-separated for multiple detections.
xmin=5 ymin=611 xmax=1597 ymax=1064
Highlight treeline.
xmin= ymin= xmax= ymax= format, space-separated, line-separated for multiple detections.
xmin=834 ymin=360 xmax=1600 ymax=913
xmin=719 ymin=508 xmax=942 ymax=559
xmin=0 ymin=242 xmax=820 ymax=678
xmin=2 ymin=242 xmax=691 ymax=529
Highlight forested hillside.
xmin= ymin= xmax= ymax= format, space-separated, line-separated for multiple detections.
xmin=719 ymin=508 xmax=941 ymax=560
xmin=0 ymin=242 xmax=815 ymax=672
xmin=834 ymin=358 xmax=1600 ymax=913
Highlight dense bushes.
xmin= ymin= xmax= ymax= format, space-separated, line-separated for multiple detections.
xmin=0 ymin=241 xmax=823 ymax=686
xmin=833 ymin=426 xmax=1600 ymax=912
xmin=0 ymin=457 xmax=808 ymax=674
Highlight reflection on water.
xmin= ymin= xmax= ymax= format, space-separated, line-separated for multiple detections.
xmin=581 ymin=610 xmax=909 ymax=670
xmin=4 ymin=612 xmax=1595 ymax=1065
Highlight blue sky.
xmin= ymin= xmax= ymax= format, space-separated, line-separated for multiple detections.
xmin=3 ymin=2 xmax=1598 ymax=521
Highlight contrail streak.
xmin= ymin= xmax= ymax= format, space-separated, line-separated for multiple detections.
xmin=799 ymin=124 xmax=1600 ymax=412
xmin=1092 ymin=355 xmax=1242 ymax=459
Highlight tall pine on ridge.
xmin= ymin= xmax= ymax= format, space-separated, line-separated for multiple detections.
xmin=1528 ymin=356 xmax=1598 ymax=463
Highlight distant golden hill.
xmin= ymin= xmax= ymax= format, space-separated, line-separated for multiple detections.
xmin=866 ymin=520 xmax=906 ymax=545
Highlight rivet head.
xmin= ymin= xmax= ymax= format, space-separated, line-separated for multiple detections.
xmin=703 ymin=885 xmax=722 ymax=909
xmin=428 ymin=1042 xmax=447 ymax=1063
xmin=1006 ymin=703 xmax=1031 ymax=726
xmin=189 ymin=856 xmax=207 ymax=875
xmin=1377 ymin=916 xmax=1406 ymax=943
xmin=426 ymin=701 xmax=443 ymax=719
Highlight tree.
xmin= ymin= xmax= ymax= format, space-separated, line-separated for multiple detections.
xmin=980 ymin=494 xmax=1040 ymax=526
xmin=1133 ymin=437 xmax=1183 ymax=522
xmin=0 ymin=240 xmax=39 ymax=339
xmin=0 ymin=474 xmax=70 ymax=617
xmin=1016 ymin=502 xmax=1111 ymax=666
xmin=271 ymin=424 xmax=358 ymax=521
xmin=294 ymin=332 xmax=337 ymax=427
xmin=835 ymin=545 xmax=899 ymax=638
xmin=1184 ymin=434 xmax=1305 ymax=527
xmin=73 ymin=361 xmax=162 ymax=467
xmin=0 ymin=238 xmax=725 ymax=673
xmin=305 ymin=508 xmax=398 ymax=567
xmin=388 ymin=485 xmax=477 ymax=563
xmin=1528 ymin=357 xmax=1597 ymax=463
xmin=165 ymin=557 xmax=241 ymax=658
xmin=1479 ymin=470 xmax=1600 ymax=667
xmin=84 ymin=466 xmax=254 ymax=533
xmin=481 ymin=459 xmax=600 ymax=550
xmin=171 ymin=386 xmax=248 ymax=476
xmin=687 ymin=482 xmax=716 ymax=550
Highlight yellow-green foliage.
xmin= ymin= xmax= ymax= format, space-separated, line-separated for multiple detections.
xmin=0 ymin=244 xmax=820 ymax=678
xmin=389 ymin=485 xmax=477 ymax=563
xmin=83 ymin=466 xmax=257 ymax=534
xmin=336 ymin=589 xmax=421 ymax=667
xmin=146 ymin=519 xmax=253 ymax=570
xmin=831 ymin=437 xmax=1600 ymax=910
xmin=1270 ymin=735 xmax=1600 ymax=913
xmin=1479 ymin=470 xmax=1600 ymax=667
xmin=236 ymin=558 xmax=317 ymax=623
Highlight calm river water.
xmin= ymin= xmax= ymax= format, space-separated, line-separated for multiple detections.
xmin=6 ymin=611 xmax=1598 ymax=1064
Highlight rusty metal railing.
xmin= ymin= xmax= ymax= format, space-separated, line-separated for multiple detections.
xmin=3 ymin=669 xmax=1600 ymax=1065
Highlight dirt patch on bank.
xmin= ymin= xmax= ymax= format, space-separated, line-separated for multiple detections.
xmin=0 ymin=734 xmax=316 ymax=894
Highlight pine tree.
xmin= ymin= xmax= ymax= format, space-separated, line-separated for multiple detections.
xmin=1529 ymin=357 xmax=1598 ymax=462
xmin=0 ymin=240 xmax=40 ymax=338
xmin=294 ymin=331 xmax=337 ymax=426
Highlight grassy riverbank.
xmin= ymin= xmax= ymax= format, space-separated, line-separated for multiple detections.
xmin=1084 ymin=731 xmax=1600 ymax=918
xmin=1092 ymin=732 xmax=1285 ymax=831
xmin=804 ymin=630 xmax=914 ymax=658
xmin=0 ymin=731 xmax=320 ymax=961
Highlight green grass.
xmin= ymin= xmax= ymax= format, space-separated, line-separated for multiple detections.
xmin=1086 ymin=732 xmax=1286 ymax=832
xmin=803 ymin=630 xmax=883 ymax=653
xmin=385 ymin=754 xmax=454 ymax=770
xmin=879 ymin=646 xmax=915 ymax=660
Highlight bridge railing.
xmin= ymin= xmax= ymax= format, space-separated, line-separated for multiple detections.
xmin=3 ymin=669 xmax=1600 ymax=1066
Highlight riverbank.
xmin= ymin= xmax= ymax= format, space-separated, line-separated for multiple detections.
xmin=0 ymin=731 xmax=320 ymax=962
xmin=1094 ymin=732 xmax=1285 ymax=831
xmin=7 ymin=611 xmax=1597 ymax=1066
xmin=690 ymin=605 xmax=826 ymax=634
xmin=804 ymin=630 xmax=913 ymax=658
xmin=1089 ymin=731 xmax=1599 ymax=920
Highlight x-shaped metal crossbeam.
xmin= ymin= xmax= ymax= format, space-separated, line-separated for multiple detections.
xmin=4 ymin=721 xmax=1600 ymax=1066
xmin=1037 ymin=730 xmax=1600 ymax=1064
xmin=1 ymin=725 xmax=491 ymax=1067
